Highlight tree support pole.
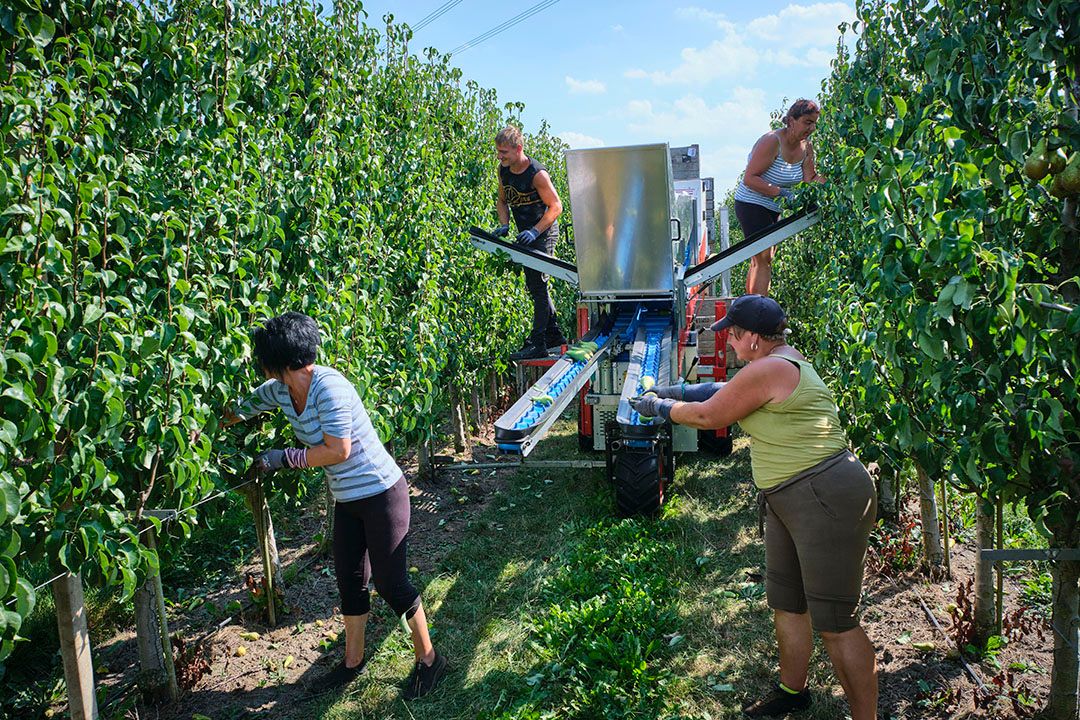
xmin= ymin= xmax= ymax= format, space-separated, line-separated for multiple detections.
xmin=52 ymin=572 xmax=98 ymax=720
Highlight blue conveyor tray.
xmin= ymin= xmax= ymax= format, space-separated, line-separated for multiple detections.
xmin=494 ymin=316 xmax=630 ymax=456
xmin=617 ymin=311 xmax=676 ymax=432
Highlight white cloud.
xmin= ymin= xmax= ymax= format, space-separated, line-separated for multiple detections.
xmin=565 ymin=76 xmax=606 ymax=95
xmin=747 ymin=3 xmax=856 ymax=48
xmin=558 ymin=131 xmax=606 ymax=148
xmin=675 ymin=6 xmax=736 ymax=32
xmin=628 ymin=3 xmax=853 ymax=86
xmin=625 ymin=38 xmax=759 ymax=85
xmin=622 ymin=89 xmax=772 ymax=195
xmin=611 ymin=23 xmax=624 ymax=32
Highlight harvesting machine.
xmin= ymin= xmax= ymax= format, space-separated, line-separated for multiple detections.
xmin=470 ymin=143 xmax=818 ymax=515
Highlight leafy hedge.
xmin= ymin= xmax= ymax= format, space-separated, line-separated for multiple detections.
xmin=771 ymin=0 xmax=1078 ymax=712
xmin=0 ymin=0 xmax=570 ymax=662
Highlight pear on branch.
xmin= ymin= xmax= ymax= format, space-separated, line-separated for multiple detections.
xmin=1024 ymin=139 xmax=1049 ymax=180
xmin=1046 ymin=147 xmax=1067 ymax=175
xmin=1059 ymin=152 xmax=1080 ymax=193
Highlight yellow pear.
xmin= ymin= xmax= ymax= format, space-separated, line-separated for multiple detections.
xmin=1060 ymin=152 xmax=1080 ymax=193
xmin=1025 ymin=139 xmax=1049 ymax=180
xmin=1046 ymin=147 xmax=1067 ymax=175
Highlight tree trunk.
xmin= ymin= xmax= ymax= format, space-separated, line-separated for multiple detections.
xmin=915 ymin=462 xmax=943 ymax=568
xmin=972 ymin=500 xmax=997 ymax=646
xmin=451 ymin=387 xmax=467 ymax=453
xmin=134 ymin=524 xmax=178 ymax=701
xmin=417 ymin=433 xmax=432 ymax=481
xmin=318 ymin=479 xmax=334 ymax=556
xmin=1046 ymin=556 xmax=1079 ymax=720
xmin=471 ymin=386 xmax=482 ymax=430
xmin=53 ymin=572 xmax=98 ymax=720
xmin=876 ymin=463 xmax=897 ymax=521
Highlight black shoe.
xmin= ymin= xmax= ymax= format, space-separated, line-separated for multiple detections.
xmin=401 ymin=652 xmax=448 ymax=700
xmin=742 ymin=684 xmax=812 ymax=717
xmin=544 ymin=333 xmax=568 ymax=352
xmin=306 ymin=657 xmax=367 ymax=696
xmin=510 ymin=343 xmax=548 ymax=361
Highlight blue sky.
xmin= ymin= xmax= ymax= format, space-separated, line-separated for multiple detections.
xmin=354 ymin=1 xmax=857 ymax=196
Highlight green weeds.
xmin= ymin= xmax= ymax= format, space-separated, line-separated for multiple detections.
xmin=491 ymin=520 xmax=682 ymax=719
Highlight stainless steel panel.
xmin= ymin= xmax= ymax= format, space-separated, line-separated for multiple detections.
xmin=565 ymin=144 xmax=675 ymax=296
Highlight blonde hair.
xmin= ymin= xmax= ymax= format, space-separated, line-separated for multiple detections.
xmin=495 ymin=125 xmax=523 ymax=148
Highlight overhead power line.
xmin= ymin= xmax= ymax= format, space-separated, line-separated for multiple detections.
xmin=449 ymin=0 xmax=563 ymax=55
xmin=412 ymin=0 xmax=465 ymax=33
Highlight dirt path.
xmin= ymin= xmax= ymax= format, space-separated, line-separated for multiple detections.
xmin=90 ymin=423 xmax=1052 ymax=720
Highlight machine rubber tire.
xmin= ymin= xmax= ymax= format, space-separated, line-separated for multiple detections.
xmin=613 ymin=449 xmax=663 ymax=517
xmin=698 ymin=428 xmax=733 ymax=457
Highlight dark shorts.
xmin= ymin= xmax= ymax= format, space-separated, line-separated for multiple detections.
xmin=734 ymin=199 xmax=780 ymax=240
xmin=762 ymin=450 xmax=877 ymax=633
xmin=333 ymin=476 xmax=421 ymax=619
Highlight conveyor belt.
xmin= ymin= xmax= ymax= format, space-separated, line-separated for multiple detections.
xmin=494 ymin=312 xmax=633 ymax=456
xmin=616 ymin=311 xmax=675 ymax=433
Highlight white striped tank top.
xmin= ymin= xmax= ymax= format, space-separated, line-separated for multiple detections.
xmin=734 ymin=134 xmax=805 ymax=212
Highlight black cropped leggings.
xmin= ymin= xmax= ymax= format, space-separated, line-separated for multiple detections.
xmin=332 ymin=477 xmax=421 ymax=619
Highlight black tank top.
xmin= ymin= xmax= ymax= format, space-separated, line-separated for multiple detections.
xmin=500 ymin=158 xmax=558 ymax=239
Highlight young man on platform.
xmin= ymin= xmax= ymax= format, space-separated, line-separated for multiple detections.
xmin=491 ymin=126 xmax=566 ymax=361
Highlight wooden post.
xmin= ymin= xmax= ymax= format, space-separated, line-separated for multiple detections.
xmin=134 ymin=517 xmax=178 ymax=701
xmin=240 ymin=478 xmax=280 ymax=626
xmin=995 ymin=498 xmax=1004 ymax=632
xmin=939 ymin=478 xmax=952 ymax=579
xmin=52 ymin=572 xmax=98 ymax=720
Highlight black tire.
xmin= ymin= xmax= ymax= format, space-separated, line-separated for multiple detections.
xmin=698 ymin=428 xmax=733 ymax=457
xmin=613 ymin=449 xmax=663 ymax=517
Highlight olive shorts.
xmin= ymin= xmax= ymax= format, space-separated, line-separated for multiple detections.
xmin=762 ymin=450 xmax=877 ymax=633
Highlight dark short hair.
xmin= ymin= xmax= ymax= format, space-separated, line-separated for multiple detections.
xmin=784 ymin=98 xmax=820 ymax=124
xmin=253 ymin=312 xmax=320 ymax=374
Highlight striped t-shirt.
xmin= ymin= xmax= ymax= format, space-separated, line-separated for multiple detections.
xmin=733 ymin=134 xmax=806 ymax=213
xmin=238 ymin=366 xmax=402 ymax=502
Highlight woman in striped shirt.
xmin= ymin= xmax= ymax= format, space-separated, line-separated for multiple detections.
xmin=733 ymin=99 xmax=827 ymax=296
xmin=228 ymin=312 xmax=447 ymax=700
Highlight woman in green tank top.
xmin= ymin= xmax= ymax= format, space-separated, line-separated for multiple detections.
xmin=630 ymin=295 xmax=879 ymax=720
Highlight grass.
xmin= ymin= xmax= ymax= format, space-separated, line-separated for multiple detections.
xmin=277 ymin=420 xmax=857 ymax=719
xmin=5 ymin=412 xmax=1057 ymax=719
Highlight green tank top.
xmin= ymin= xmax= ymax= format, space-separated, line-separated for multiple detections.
xmin=737 ymin=356 xmax=849 ymax=490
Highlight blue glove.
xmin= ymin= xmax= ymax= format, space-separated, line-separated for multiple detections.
xmin=777 ymin=187 xmax=795 ymax=201
xmin=629 ymin=393 xmax=676 ymax=420
xmin=652 ymin=381 xmax=725 ymax=402
xmin=491 ymin=224 xmax=510 ymax=238
xmin=516 ymin=227 xmax=539 ymax=244
xmin=256 ymin=449 xmax=288 ymax=474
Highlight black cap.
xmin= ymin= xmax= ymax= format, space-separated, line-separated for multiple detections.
xmin=710 ymin=294 xmax=787 ymax=334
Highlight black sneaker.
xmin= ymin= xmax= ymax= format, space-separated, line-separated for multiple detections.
xmin=510 ymin=343 xmax=548 ymax=361
xmin=544 ymin=333 xmax=568 ymax=352
xmin=401 ymin=652 xmax=448 ymax=700
xmin=305 ymin=657 xmax=367 ymax=696
xmin=742 ymin=684 xmax=812 ymax=717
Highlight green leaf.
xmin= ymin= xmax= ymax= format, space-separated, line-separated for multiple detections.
xmin=27 ymin=13 xmax=54 ymax=47
xmin=1007 ymin=129 xmax=1028 ymax=163
xmin=892 ymin=95 xmax=907 ymax=119
xmin=0 ymin=474 xmax=17 ymax=526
